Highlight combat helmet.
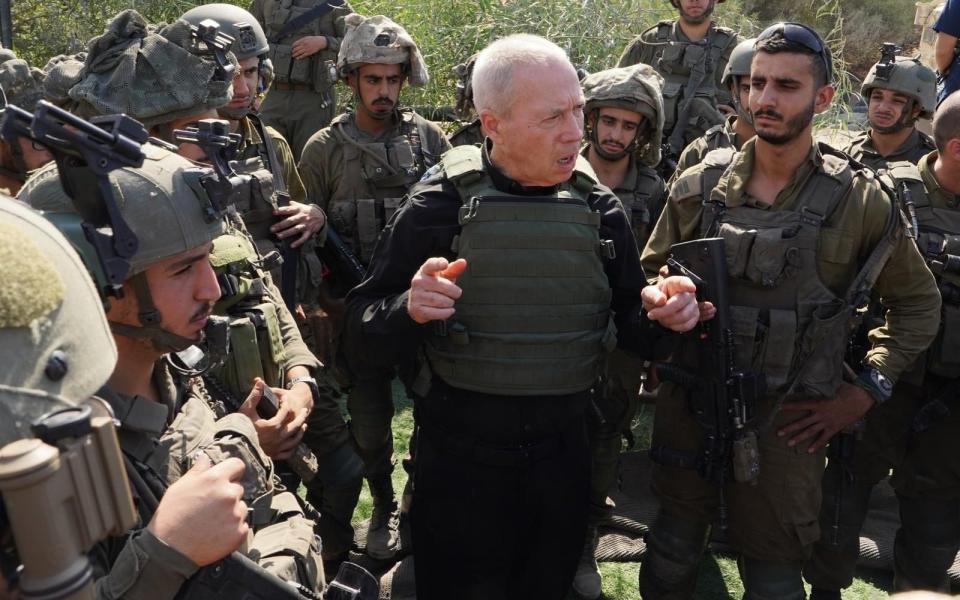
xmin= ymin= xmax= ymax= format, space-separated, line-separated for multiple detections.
xmin=20 ymin=142 xmax=226 ymax=352
xmin=180 ymin=3 xmax=269 ymax=62
xmin=722 ymin=38 xmax=757 ymax=124
xmin=0 ymin=52 xmax=45 ymax=111
xmin=862 ymin=44 xmax=937 ymax=121
xmin=0 ymin=198 xmax=117 ymax=442
xmin=337 ymin=14 xmax=428 ymax=86
xmin=582 ymin=63 xmax=665 ymax=167
xmin=453 ymin=53 xmax=478 ymax=117
xmin=67 ymin=9 xmax=236 ymax=130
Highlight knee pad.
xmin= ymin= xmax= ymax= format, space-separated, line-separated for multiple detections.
xmin=739 ymin=557 xmax=805 ymax=600
xmin=639 ymin=513 xmax=709 ymax=598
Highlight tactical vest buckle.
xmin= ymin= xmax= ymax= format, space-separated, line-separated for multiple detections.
xmin=459 ymin=196 xmax=481 ymax=224
xmin=799 ymin=207 xmax=825 ymax=227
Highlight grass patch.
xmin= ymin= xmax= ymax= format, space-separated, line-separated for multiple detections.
xmin=345 ymin=384 xmax=893 ymax=598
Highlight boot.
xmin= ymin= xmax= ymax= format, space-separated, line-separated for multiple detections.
xmin=366 ymin=477 xmax=399 ymax=560
xmin=572 ymin=526 xmax=602 ymax=599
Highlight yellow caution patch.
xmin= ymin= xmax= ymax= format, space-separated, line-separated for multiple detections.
xmin=0 ymin=223 xmax=66 ymax=328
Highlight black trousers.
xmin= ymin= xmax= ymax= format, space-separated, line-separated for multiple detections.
xmin=410 ymin=383 xmax=591 ymax=600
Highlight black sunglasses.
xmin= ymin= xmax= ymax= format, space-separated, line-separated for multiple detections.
xmin=756 ymin=22 xmax=834 ymax=84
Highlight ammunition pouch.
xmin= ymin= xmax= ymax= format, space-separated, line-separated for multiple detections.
xmin=212 ymin=302 xmax=285 ymax=400
xmin=231 ymin=158 xmax=279 ymax=244
xmin=249 ymin=491 xmax=323 ymax=593
xmin=355 ymin=196 xmax=402 ymax=262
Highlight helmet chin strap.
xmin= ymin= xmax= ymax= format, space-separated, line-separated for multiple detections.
xmin=731 ymin=77 xmax=754 ymax=126
xmin=872 ymin=98 xmax=917 ymax=135
xmin=586 ymin=109 xmax=642 ymax=161
xmin=108 ymin=272 xmax=201 ymax=354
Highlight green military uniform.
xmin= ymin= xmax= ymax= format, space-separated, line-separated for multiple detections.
xmin=296 ymin=13 xmax=449 ymax=560
xmin=844 ymin=128 xmax=936 ymax=170
xmin=250 ymin=0 xmax=353 ymax=160
xmin=93 ymin=362 xmax=324 ymax=599
xmin=618 ymin=20 xmax=740 ymax=155
xmin=298 ymin=107 xmax=449 ymax=558
xmin=448 ymin=117 xmax=483 ymax=147
xmin=300 ymin=109 xmax=450 ymax=263
xmin=639 ymin=138 xmax=940 ymax=599
xmin=673 ymin=114 xmax=740 ymax=181
xmin=804 ymin=152 xmax=960 ymax=594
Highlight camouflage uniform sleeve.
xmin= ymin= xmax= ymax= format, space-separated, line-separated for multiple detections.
xmin=297 ymin=127 xmax=338 ymax=214
xmin=267 ymin=126 xmax=307 ymax=205
xmin=860 ymin=182 xmax=941 ymax=380
xmin=640 ymin=169 xmax=707 ymax=281
xmin=420 ymin=118 xmax=452 ymax=167
xmin=93 ymin=528 xmax=198 ymax=600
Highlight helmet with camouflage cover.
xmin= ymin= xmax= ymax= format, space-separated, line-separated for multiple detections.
xmin=19 ymin=142 xmax=226 ymax=352
xmin=861 ymin=52 xmax=937 ymax=121
xmin=0 ymin=198 xmax=117 ymax=444
xmin=0 ymin=52 xmax=45 ymax=111
xmin=67 ymin=9 xmax=235 ymax=130
xmin=41 ymin=52 xmax=86 ymax=109
xmin=582 ymin=63 xmax=665 ymax=167
xmin=180 ymin=3 xmax=269 ymax=62
xmin=669 ymin=0 xmax=725 ymax=23
xmin=337 ymin=14 xmax=428 ymax=86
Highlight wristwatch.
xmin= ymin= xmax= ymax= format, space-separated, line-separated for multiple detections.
xmin=287 ymin=375 xmax=320 ymax=405
xmin=855 ymin=367 xmax=893 ymax=405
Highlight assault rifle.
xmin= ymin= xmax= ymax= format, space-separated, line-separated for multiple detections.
xmin=317 ymin=225 xmax=366 ymax=289
xmin=652 ymin=238 xmax=765 ymax=530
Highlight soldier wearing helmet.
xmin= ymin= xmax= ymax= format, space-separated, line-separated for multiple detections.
xmin=0 ymin=51 xmax=51 ymax=194
xmin=672 ymin=37 xmax=757 ymax=180
xmin=297 ymin=13 xmax=450 ymax=564
xmin=804 ymin=99 xmax=960 ymax=600
xmin=618 ymin=0 xmax=741 ymax=169
xmin=18 ymin=135 xmax=327 ymax=596
xmin=448 ymin=54 xmax=484 ymax=147
xmin=574 ymin=62 xmax=670 ymax=600
xmin=41 ymin=7 xmax=364 ymax=572
xmin=845 ymin=45 xmax=937 ymax=170
xmin=249 ymin=0 xmax=353 ymax=160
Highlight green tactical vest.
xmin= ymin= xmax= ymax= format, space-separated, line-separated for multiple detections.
xmin=327 ymin=109 xmax=431 ymax=264
xmin=261 ymin=0 xmax=339 ymax=91
xmin=651 ymin=21 xmax=734 ymax=142
xmin=888 ymin=161 xmax=960 ymax=379
xmin=617 ymin=163 xmax=665 ymax=249
xmin=206 ymin=231 xmax=286 ymax=400
xmin=422 ymin=145 xmax=617 ymax=396
xmin=687 ymin=146 xmax=896 ymax=401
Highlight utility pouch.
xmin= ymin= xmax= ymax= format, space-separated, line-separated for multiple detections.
xmin=795 ymin=300 xmax=852 ymax=397
xmin=248 ymin=491 xmax=323 ymax=593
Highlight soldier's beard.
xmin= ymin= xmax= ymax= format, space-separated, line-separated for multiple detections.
xmin=680 ymin=1 xmax=715 ymax=25
xmin=218 ymin=105 xmax=252 ymax=121
xmin=594 ymin=141 xmax=630 ymax=161
xmin=754 ymin=101 xmax=814 ymax=146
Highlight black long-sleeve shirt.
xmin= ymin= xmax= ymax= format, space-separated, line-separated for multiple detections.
xmin=343 ymin=144 xmax=675 ymax=380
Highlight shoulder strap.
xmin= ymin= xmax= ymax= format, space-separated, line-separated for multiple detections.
xmin=795 ymin=145 xmax=856 ymax=226
xmin=845 ymin=180 xmax=903 ymax=308
xmin=268 ymin=0 xmax=344 ymax=43
xmin=656 ymin=21 xmax=673 ymax=42
xmin=246 ymin=114 xmax=288 ymax=196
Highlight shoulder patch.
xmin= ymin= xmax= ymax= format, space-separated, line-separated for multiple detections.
xmin=420 ymin=162 xmax=442 ymax=182
xmin=670 ymin=169 xmax=703 ymax=202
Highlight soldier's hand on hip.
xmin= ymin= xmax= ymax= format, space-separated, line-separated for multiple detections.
xmin=777 ymin=382 xmax=875 ymax=453
xmin=272 ymin=202 xmax=326 ymax=248
xmin=291 ymin=36 xmax=328 ymax=59
xmin=239 ymin=379 xmax=308 ymax=460
xmin=147 ymin=454 xmax=249 ymax=566
xmin=408 ymin=257 xmax=467 ymax=324
xmin=642 ymin=275 xmax=710 ymax=332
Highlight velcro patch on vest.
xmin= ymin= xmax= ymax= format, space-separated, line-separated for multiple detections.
xmin=670 ymin=171 xmax=702 ymax=202
xmin=0 ymin=223 xmax=65 ymax=328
